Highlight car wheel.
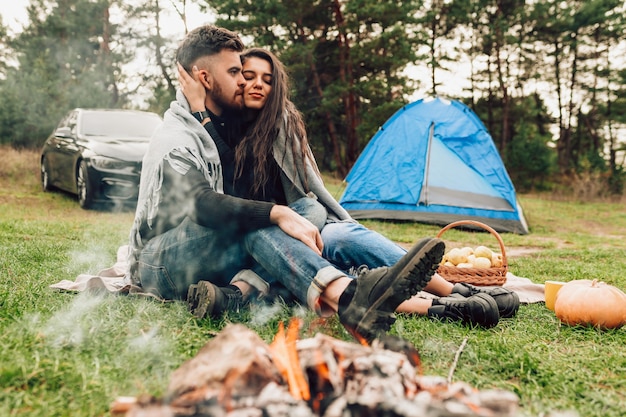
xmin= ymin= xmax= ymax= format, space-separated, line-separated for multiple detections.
xmin=41 ymin=157 xmax=53 ymax=192
xmin=77 ymin=160 xmax=94 ymax=209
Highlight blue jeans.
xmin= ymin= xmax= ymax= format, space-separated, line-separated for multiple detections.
xmin=321 ymin=221 xmax=406 ymax=270
xmin=136 ymin=197 xmax=407 ymax=311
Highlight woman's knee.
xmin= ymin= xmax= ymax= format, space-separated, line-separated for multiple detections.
xmin=322 ymin=222 xmax=360 ymax=246
xmin=289 ymin=197 xmax=327 ymax=230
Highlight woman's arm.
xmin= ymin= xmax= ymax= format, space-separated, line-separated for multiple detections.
xmin=177 ymin=63 xmax=210 ymax=124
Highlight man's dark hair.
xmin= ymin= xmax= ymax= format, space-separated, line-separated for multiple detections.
xmin=176 ymin=25 xmax=244 ymax=72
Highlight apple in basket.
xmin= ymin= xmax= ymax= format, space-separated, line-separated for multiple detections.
xmin=441 ymin=245 xmax=502 ymax=268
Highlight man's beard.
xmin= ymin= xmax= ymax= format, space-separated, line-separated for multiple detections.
xmin=210 ymin=80 xmax=244 ymax=114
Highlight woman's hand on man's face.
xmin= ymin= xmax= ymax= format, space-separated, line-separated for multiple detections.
xmin=177 ymin=62 xmax=207 ymax=112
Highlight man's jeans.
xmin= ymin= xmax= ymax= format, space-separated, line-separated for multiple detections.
xmin=136 ymin=197 xmax=406 ymax=310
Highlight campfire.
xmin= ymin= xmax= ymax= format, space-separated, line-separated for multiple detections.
xmin=111 ymin=320 xmax=520 ymax=417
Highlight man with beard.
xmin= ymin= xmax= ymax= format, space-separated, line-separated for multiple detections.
xmin=127 ymin=25 xmax=505 ymax=342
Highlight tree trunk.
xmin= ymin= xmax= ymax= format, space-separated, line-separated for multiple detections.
xmin=494 ymin=12 xmax=509 ymax=158
xmin=430 ymin=16 xmax=437 ymax=96
xmin=552 ymin=40 xmax=569 ymax=172
xmin=564 ymin=31 xmax=579 ymax=171
xmin=101 ymin=5 xmax=119 ymax=106
xmin=153 ymin=0 xmax=176 ymax=96
xmin=332 ymin=0 xmax=358 ymax=174
xmin=296 ymin=24 xmax=345 ymax=175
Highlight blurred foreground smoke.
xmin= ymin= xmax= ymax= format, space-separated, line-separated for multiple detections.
xmin=111 ymin=323 xmax=520 ymax=417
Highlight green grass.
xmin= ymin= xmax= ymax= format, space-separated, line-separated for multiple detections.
xmin=1 ymin=147 xmax=625 ymax=416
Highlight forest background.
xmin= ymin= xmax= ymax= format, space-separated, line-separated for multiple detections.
xmin=1 ymin=0 xmax=625 ymax=198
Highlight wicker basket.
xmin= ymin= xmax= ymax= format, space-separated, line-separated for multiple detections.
xmin=436 ymin=220 xmax=508 ymax=286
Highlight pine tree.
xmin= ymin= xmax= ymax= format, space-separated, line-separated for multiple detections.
xmin=2 ymin=0 xmax=125 ymax=147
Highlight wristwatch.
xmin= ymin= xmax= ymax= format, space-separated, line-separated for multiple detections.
xmin=192 ymin=109 xmax=210 ymax=123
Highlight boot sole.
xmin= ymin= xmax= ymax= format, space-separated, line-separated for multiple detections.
xmin=379 ymin=238 xmax=446 ymax=310
xmin=187 ymin=281 xmax=217 ymax=319
xmin=186 ymin=284 xmax=200 ymax=314
xmin=348 ymin=238 xmax=446 ymax=341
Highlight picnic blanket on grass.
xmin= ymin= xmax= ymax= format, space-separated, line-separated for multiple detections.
xmin=50 ymin=245 xmax=546 ymax=304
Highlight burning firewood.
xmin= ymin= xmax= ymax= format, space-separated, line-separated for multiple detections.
xmin=165 ymin=323 xmax=286 ymax=412
xmin=268 ymin=318 xmax=311 ymax=401
xmin=112 ymin=322 xmax=521 ymax=417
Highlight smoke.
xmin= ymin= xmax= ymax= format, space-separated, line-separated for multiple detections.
xmin=68 ymin=243 xmax=120 ymax=276
xmin=30 ymin=290 xmax=178 ymax=388
xmin=41 ymin=292 xmax=106 ymax=348
xmin=247 ymin=300 xmax=309 ymax=328
xmin=247 ymin=302 xmax=285 ymax=327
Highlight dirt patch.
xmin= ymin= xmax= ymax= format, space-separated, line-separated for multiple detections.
xmin=505 ymin=247 xmax=542 ymax=258
xmin=398 ymin=236 xmax=573 ymax=259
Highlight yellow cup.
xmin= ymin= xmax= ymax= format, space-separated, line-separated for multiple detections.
xmin=544 ymin=281 xmax=566 ymax=311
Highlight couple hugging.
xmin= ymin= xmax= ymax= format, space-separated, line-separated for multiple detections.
xmin=127 ymin=24 xmax=519 ymax=342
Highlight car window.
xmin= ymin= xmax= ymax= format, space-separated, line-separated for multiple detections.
xmin=57 ymin=110 xmax=77 ymax=131
xmin=80 ymin=111 xmax=161 ymax=140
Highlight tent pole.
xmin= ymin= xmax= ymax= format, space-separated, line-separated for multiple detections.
xmin=420 ymin=121 xmax=435 ymax=206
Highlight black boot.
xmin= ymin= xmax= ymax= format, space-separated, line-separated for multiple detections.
xmin=338 ymin=238 xmax=445 ymax=342
xmin=428 ymin=293 xmax=500 ymax=328
xmin=451 ymin=282 xmax=520 ymax=318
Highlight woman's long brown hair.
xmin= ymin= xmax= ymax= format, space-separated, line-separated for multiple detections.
xmin=234 ymin=48 xmax=316 ymax=198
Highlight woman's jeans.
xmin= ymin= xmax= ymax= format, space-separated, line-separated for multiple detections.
xmin=136 ymin=197 xmax=406 ymax=310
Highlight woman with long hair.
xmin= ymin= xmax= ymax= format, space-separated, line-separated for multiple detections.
xmin=237 ymin=48 xmax=317 ymax=197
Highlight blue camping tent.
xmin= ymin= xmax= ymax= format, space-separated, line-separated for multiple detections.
xmin=339 ymin=97 xmax=529 ymax=234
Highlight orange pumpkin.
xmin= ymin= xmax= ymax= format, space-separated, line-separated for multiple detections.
xmin=554 ymin=279 xmax=626 ymax=329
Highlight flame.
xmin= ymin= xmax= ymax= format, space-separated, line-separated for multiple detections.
xmin=309 ymin=349 xmax=331 ymax=414
xmin=352 ymin=330 xmax=370 ymax=346
xmin=269 ymin=318 xmax=310 ymax=401
xmin=340 ymin=323 xmax=371 ymax=347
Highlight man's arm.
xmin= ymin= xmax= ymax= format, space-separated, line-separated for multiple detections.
xmin=162 ymin=158 xmax=274 ymax=232
xmin=163 ymin=160 xmax=323 ymax=254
